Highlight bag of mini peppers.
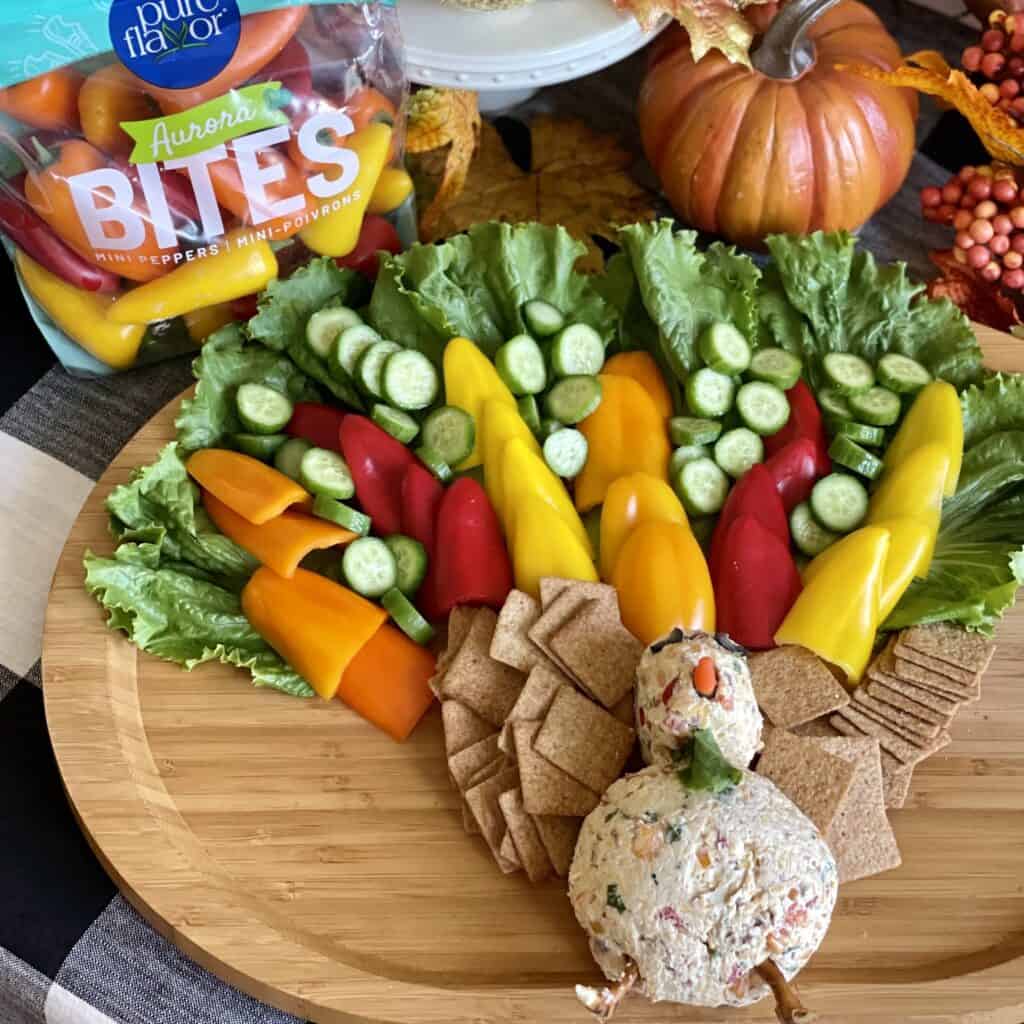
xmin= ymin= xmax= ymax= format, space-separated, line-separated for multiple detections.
xmin=0 ymin=1 xmax=412 ymax=375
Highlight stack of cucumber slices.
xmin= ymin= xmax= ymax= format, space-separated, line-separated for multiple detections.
xmin=669 ymin=322 xmax=799 ymax=517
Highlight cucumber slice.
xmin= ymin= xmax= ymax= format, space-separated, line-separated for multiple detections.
xmin=517 ymin=394 xmax=542 ymax=436
xmin=545 ymin=375 xmax=602 ymax=424
xmin=383 ymin=535 xmax=428 ymax=595
xmin=371 ymin=403 xmax=420 ymax=444
xmin=790 ymin=501 xmax=839 ymax=557
xmin=300 ymin=447 xmax=355 ymax=499
xmin=669 ymin=444 xmax=711 ymax=478
xmin=822 ymin=352 xmax=874 ymax=395
xmin=735 ymin=381 xmax=790 ymax=436
xmin=817 ymin=388 xmax=853 ymax=421
xmin=236 ymin=383 xmax=293 ymax=435
xmin=381 ymin=588 xmax=435 ymax=644
xmin=550 ymin=323 xmax=605 ymax=377
xmin=331 ymin=324 xmax=380 ymax=379
xmin=273 ymin=437 xmax=311 ymax=481
xmin=416 ymin=446 xmax=453 ymax=483
xmin=698 ymin=322 xmax=751 ymax=375
xmin=233 ymin=433 xmax=287 ymax=461
xmin=848 ymin=386 xmax=901 ymax=427
xmin=522 ymin=299 xmax=565 ymax=338
xmin=827 ymin=434 xmax=884 ymax=480
xmin=669 ymin=416 xmax=722 ymax=447
xmin=306 ymin=306 xmax=362 ymax=360
xmin=713 ymin=427 xmax=764 ymax=479
xmin=685 ymin=367 xmax=734 ymax=418
xmin=810 ymin=473 xmax=868 ymax=533
xmin=356 ymin=340 xmax=401 ymax=398
xmin=382 ymin=349 xmax=439 ymax=411
xmin=495 ymin=334 xmax=547 ymax=395
xmin=312 ymin=495 xmax=371 ymax=535
xmin=748 ymin=347 xmax=802 ymax=390
xmin=543 ymin=428 xmax=588 ymax=478
xmin=672 ymin=456 xmax=730 ymax=516
xmin=342 ymin=537 xmax=397 ymax=598
xmin=831 ymin=419 xmax=885 ymax=447
xmin=421 ymin=406 xmax=475 ymax=466
xmin=877 ymin=353 xmax=932 ymax=395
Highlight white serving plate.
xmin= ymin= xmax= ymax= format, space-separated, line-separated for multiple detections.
xmin=397 ymin=0 xmax=667 ymax=111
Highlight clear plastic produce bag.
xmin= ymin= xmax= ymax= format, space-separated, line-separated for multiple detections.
xmin=0 ymin=0 xmax=412 ymax=375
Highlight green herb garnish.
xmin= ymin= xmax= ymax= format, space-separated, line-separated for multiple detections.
xmin=606 ymin=883 xmax=626 ymax=914
xmin=676 ymin=729 xmax=742 ymax=794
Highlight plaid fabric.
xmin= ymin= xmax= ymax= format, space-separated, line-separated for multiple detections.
xmin=0 ymin=5 xmax=974 ymax=1019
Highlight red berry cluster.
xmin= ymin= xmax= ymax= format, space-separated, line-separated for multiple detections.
xmin=920 ymin=164 xmax=1024 ymax=289
xmin=962 ymin=13 xmax=1024 ymax=122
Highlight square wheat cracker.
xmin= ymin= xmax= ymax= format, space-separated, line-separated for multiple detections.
xmin=499 ymin=830 xmax=521 ymax=869
xmin=465 ymin=766 xmax=521 ymax=871
xmin=749 ymin=646 xmax=850 ymax=728
xmin=490 ymin=590 xmax=543 ymax=672
xmin=880 ymin=752 xmax=913 ymax=809
xmin=442 ymin=701 xmax=494 ymax=756
xmin=539 ymin=577 xmax=618 ymax=610
xmin=831 ymin=708 xmax=950 ymax=766
xmin=756 ymin=728 xmax=855 ymax=833
xmin=499 ymin=788 xmax=554 ymax=883
xmin=441 ymin=608 xmax=525 ymax=726
xmin=791 ymin=717 xmax=842 ymax=738
xmin=814 ymin=736 xmax=902 ymax=883
xmin=892 ymin=641 xmax=978 ymax=686
xmin=448 ymin=734 xmax=501 ymax=791
xmin=513 ymin=720 xmax=599 ymax=816
xmin=851 ymin=690 xmax=941 ymax=740
xmin=866 ymin=668 xmax=961 ymax=716
xmin=549 ymin=598 xmax=642 ymax=709
xmin=533 ymin=687 xmax=635 ymax=794
xmin=899 ymin=623 xmax=995 ymax=673
xmin=532 ymin=815 xmax=580 ymax=877
xmin=498 ymin=662 xmax=570 ymax=754
xmin=863 ymin=679 xmax=953 ymax=727
xmin=845 ymin=697 xmax=940 ymax=747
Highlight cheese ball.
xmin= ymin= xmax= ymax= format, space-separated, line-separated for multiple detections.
xmin=635 ymin=630 xmax=762 ymax=770
xmin=568 ymin=765 xmax=838 ymax=1008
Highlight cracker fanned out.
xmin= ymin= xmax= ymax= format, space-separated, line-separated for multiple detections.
xmin=749 ymin=646 xmax=850 ymax=728
xmin=490 ymin=590 xmax=542 ymax=672
xmin=514 ymin=720 xmax=600 ymax=817
xmin=499 ymin=788 xmax=554 ymax=883
xmin=442 ymin=701 xmax=494 ymax=757
xmin=465 ymin=767 xmax=521 ymax=872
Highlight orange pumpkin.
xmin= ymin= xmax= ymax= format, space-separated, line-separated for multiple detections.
xmin=638 ymin=0 xmax=919 ymax=247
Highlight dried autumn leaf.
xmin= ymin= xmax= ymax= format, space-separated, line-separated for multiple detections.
xmin=928 ymin=249 xmax=1021 ymax=331
xmin=406 ymin=88 xmax=481 ymax=238
xmin=840 ymin=61 xmax=1024 ymax=164
xmin=410 ymin=117 xmax=655 ymax=273
xmin=614 ymin=0 xmax=776 ymax=66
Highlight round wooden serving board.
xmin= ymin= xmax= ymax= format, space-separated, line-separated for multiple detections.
xmin=43 ymin=327 xmax=1024 ymax=1024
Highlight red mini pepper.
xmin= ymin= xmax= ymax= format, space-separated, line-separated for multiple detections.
xmin=708 ymin=464 xmax=789 ymax=582
xmin=713 ymin=514 xmax=803 ymax=650
xmin=0 ymin=177 xmax=119 ymax=293
xmin=401 ymin=463 xmax=444 ymax=555
xmin=287 ymin=402 xmax=347 ymax=452
xmin=339 ymin=414 xmax=419 ymax=536
xmin=335 ymin=215 xmax=401 ymax=280
xmin=764 ymin=437 xmax=820 ymax=513
xmin=422 ymin=477 xmax=513 ymax=621
xmin=248 ymin=36 xmax=313 ymax=95
xmin=764 ymin=380 xmax=831 ymax=479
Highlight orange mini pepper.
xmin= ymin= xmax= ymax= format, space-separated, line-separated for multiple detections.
xmin=575 ymin=374 xmax=671 ymax=513
xmin=241 ymin=567 xmax=386 ymax=700
xmin=141 ymin=8 xmax=309 ymax=113
xmin=338 ymin=623 xmax=436 ymax=741
xmin=0 ymin=67 xmax=82 ymax=131
xmin=286 ymin=88 xmax=399 ymax=173
xmin=611 ymin=519 xmax=715 ymax=645
xmin=599 ymin=472 xmax=686 ymax=580
xmin=602 ymin=351 xmax=673 ymax=420
xmin=24 ymin=138 xmax=170 ymax=282
xmin=78 ymin=64 xmax=159 ymax=158
xmin=203 ymin=492 xmax=354 ymax=578
xmin=186 ymin=449 xmax=309 ymax=525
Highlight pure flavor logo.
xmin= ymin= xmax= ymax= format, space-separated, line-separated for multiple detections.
xmin=109 ymin=0 xmax=241 ymax=89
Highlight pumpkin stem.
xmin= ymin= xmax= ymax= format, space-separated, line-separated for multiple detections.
xmin=751 ymin=0 xmax=842 ymax=79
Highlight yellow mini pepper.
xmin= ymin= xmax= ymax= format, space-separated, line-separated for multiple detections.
xmin=299 ymin=123 xmax=393 ymax=258
xmin=599 ymin=472 xmax=686 ymax=580
xmin=611 ymin=519 xmax=714 ymax=645
xmin=601 ymin=351 xmax=673 ymax=420
xmin=511 ymin=494 xmax=598 ymax=600
xmin=501 ymin=437 xmax=592 ymax=557
xmin=442 ymin=337 xmax=517 ymax=468
xmin=107 ymin=238 xmax=277 ymax=324
xmin=776 ymin=526 xmax=891 ymax=684
xmin=368 ymin=167 xmax=414 ymax=215
xmin=883 ymin=380 xmax=963 ymax=497
xmin=479 ymin=398 xmax=541 ymax=520
xmin=575 ymin=374 xmax=671 ymax=513
xmin=16 ymin=249 xmax=145 ymax=369
xmin=184 ymin=303 xmax=235 ymax=342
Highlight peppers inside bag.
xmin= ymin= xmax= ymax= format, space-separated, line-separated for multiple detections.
xmin=0 ymin=1 xmax=412 ymax=375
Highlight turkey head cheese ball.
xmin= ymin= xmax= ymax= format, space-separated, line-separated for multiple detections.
xmin=636 ymin=630 xmax=763 ymax=770
xmin=569 ymin=765 xmax=838 ymax=1009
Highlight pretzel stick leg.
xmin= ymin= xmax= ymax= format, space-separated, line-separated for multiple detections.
xmin=755 ymin=959 xmax=817 ymax=1024
xmin=575 ymin=958 xmax=640 ymax=1020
